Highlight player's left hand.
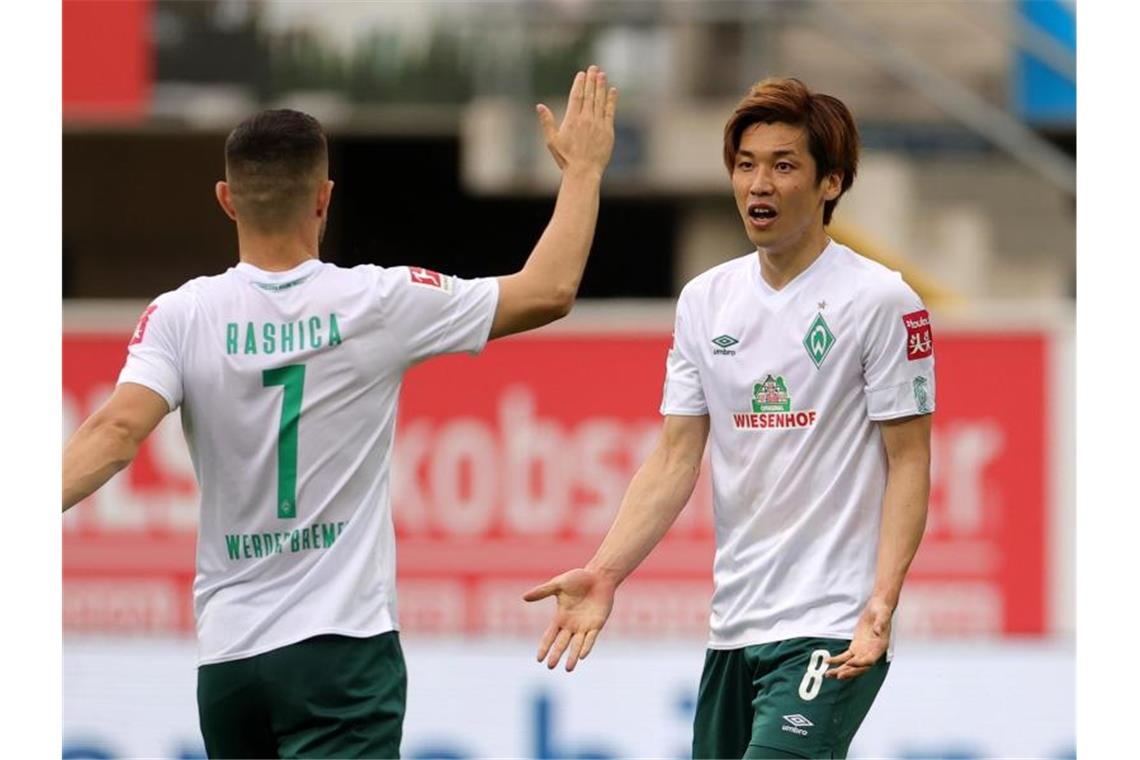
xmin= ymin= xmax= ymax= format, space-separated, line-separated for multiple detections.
xmin=824 ymin=597 xmax=893 ymax=680
xmin=522 ymin=567 xmax=615 ymax=672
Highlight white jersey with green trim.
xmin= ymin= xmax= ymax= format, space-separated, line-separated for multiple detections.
xmin=661 ymin=240 xmax=935 ymax=653
xmin=117 ymin=259 xmax=499 ymax=665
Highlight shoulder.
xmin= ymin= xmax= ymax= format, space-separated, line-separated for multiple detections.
xmin=360 ymin=263 xmax=446 ymax=287
xmin=145 ymin=278 xmax=204 ymax=321
xmin=678 ymin=251 xmax=755 ymax=308
xmin=162 ymin=267 xmax=240 ymax=307
xmin=830 ymin=243 xmax=923 ymax=311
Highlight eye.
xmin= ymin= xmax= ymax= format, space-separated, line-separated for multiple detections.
xmin=736 ymin=160 xmax=754 ymax=170
xmin=775 ymin=161 xmax=794 ymax=171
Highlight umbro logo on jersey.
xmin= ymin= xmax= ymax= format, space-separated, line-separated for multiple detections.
xmin=408 ymin=266 xmax=455 ymax=295
xmin=782 ymin=714 xmax=813 ymax=736
xmin=711 ymin=334 xmax=739 ymax=355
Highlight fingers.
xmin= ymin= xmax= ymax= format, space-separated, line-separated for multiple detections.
xmin=546 ymin=628 xmax=573 ymax=669
xmin=564 ymin=632 xmax=586 ymax=672
xmin=841 ymin=652 xmax=879 ymax=670
xmin=579 ymin=629 xmax=599 ymax=660
xmin=522 ymin=580 xmax=558 ymax=603
xmin=582 ymin=65 xmax=598 ymax=114
xmin=828 ymin=664 xmax=871 ymax=680
xmin=825 ymin=649 xmax=879 ymax=678
xmin=825 ymin=649 xmax=853 ymax=666
xmin=592 ymin=69 xmax=607 ymax=116
xmin=536 ymin=621 xmax=559 ymax=662
xmin=566 ymin=70 xmax=586 ymax=116
xmin=604 ymin=86 xmax=618 ymax=125
xmin=535 ymin=103 xmax=557 ymax=144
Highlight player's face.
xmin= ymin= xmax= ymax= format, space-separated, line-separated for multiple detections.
xmin=731 ymin=122 xmax=841 ymax=255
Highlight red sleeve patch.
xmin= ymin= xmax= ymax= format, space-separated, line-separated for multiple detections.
xmin=128 ymin=304 xmax=158 ymax=346
xmin=407 ymin=266 xmax=454 ymax=294
xmin=902 ymin=309 xmax=934 ymax=360
xmin=409 ymin=266 xmax=443 ymax=288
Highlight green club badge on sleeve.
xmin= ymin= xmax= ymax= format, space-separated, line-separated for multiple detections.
xmin=913 ymin=375 xmax=932 ymax=413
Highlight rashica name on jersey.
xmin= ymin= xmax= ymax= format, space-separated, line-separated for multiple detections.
xmin=732 ymin=374 xmax=819 ymax=431
xmin=226 ymin=314 xmax=343 ymax=356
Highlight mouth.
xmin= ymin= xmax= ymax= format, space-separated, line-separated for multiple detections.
xmin=746 ymin=203 xmax=778 ymax=230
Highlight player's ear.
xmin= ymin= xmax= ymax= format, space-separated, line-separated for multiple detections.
xmin=215 ymin=181 xmax=238 ymax=221
xmin=821 ymin=171 xmax=843 ymax=202
xmin=317 ymin=179 xmax=334 ymax=218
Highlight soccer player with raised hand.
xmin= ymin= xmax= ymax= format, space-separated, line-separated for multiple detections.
xmin=524 ymin=77 xmax=934 ymax=760
xmin=62 ymin=66 xmax=616 ymax=759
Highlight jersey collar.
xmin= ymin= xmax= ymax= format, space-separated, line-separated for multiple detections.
xmin=752 ymin=239 xmax=838 ymax=307
xmin=235 ymin=259 xmax=324 ymax=291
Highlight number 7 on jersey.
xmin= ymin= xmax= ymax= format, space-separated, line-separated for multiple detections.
xmin=262 ymin=364 xmax=306 ymax=519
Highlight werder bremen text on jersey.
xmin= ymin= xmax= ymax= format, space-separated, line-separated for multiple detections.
xmin=226 ymin=314 xmax=343 ymax=355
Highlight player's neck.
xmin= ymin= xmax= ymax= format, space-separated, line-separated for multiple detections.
xmin=756 ymin=227 xmax=831 ymax=291
xmin=236 ymin=225 xmax=320 ymax=272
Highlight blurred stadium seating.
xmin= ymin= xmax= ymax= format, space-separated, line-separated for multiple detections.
xmin=63 ymin=2 xmax=1075 ymax=758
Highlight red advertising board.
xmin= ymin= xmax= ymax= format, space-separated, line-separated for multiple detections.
xmin=63 ymin=0 xmax=153 ymax=121
xmin=63 ymin=315 xmax=1051 ymax=638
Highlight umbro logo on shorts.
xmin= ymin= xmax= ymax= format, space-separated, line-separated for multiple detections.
xmin=781 ymin=714 xmax=813 ymax=736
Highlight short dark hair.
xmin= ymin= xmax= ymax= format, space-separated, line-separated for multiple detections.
xmin=224 ymin=109 xmax=328 ymax=232
xmin=723 ymin=78 xmax=859 ymax=225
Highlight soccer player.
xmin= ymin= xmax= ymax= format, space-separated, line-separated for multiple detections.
xmin=524 ymin=77 xmax=934 ymax=759
xmin=62 ymin=66 xmax=617 ymax=759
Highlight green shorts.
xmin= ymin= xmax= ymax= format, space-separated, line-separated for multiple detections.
xmin=692 ymin=637 xmax=889 ymax=760
xmin=197 ymin=631 xmax=406 ymax=759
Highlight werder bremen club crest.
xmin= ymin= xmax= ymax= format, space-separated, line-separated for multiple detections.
xmin=803 ymin=312 xmax=836 ymax=368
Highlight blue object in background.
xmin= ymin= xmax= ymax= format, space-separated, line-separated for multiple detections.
xmin=1012 ymin=0 xmax=1076 ymax=126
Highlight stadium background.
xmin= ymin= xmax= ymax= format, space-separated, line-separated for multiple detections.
xmin=61 ymin=1 xmax=1075 ymax=758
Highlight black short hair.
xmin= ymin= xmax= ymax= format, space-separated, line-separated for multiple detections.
xmin=224 ymin=109 xmax=328 ymax=232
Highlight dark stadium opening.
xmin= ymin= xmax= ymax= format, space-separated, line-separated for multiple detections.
xmin=63 ymin=132 xmax=678 ymax=300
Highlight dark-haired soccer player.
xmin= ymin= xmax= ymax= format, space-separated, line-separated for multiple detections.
xmin=525 ymin=77 xmax=935 ymax=759
xmin=63 ymin=66 xmax=617 ymax=759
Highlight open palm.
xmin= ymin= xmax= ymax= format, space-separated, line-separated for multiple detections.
xmin=522 ymin=567 xmax=616 ymax=672
xmin=535 ymin=65 xmax=617 ymax=173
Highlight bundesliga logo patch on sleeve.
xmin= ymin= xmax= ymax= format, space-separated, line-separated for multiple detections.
xmin=129 ymin=304 xmax=158 ymax=346
xmin=408 ymin=266 xmax=454 ymax=295
xmin=902 ymin=309 xmax=934 ymax=360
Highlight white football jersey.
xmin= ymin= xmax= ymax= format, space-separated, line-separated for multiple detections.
xmin=661 ymin=240 xmax=935 ymax=653
xmin=118 ymin=259 xmax=499 ymax=664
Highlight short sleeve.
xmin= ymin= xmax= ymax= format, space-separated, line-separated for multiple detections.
xmin=860 ymin=275 xmax=936 ymax=420
xmin=660 ymin=287 xmax=708 ymax=416
xmin=382 ymin=266 xmax=500 ymax=365
xmin=116 ymin=291 xmax=191 ymax=411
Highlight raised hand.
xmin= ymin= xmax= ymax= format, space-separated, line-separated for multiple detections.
xmin=535 ymin=65 xmax=618 ymax=174
xmin=824 ymin=597 xmax=893 ymax=680
xmin=522 ymin=567 xmax=616 ymax=672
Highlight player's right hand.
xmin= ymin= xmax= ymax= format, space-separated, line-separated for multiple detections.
xmin=535 ymin=65 xmax=618 ymax=175
xmin=522 ymin=567 xmax=616 ymax=672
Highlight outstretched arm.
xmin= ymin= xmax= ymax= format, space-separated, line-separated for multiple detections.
xmin=826 ymin=412 xmax=931 ymax=679
xmin=489 ymin=65 xmax=618 ymax=340
xmin=523 ymin=413 xmax=710 ymax=670
xmin=63 ymin=383 xmax=170 ymax=511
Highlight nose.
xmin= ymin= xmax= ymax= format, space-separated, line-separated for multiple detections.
xmin=749 ymin=166 xmax=775 ymax=196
